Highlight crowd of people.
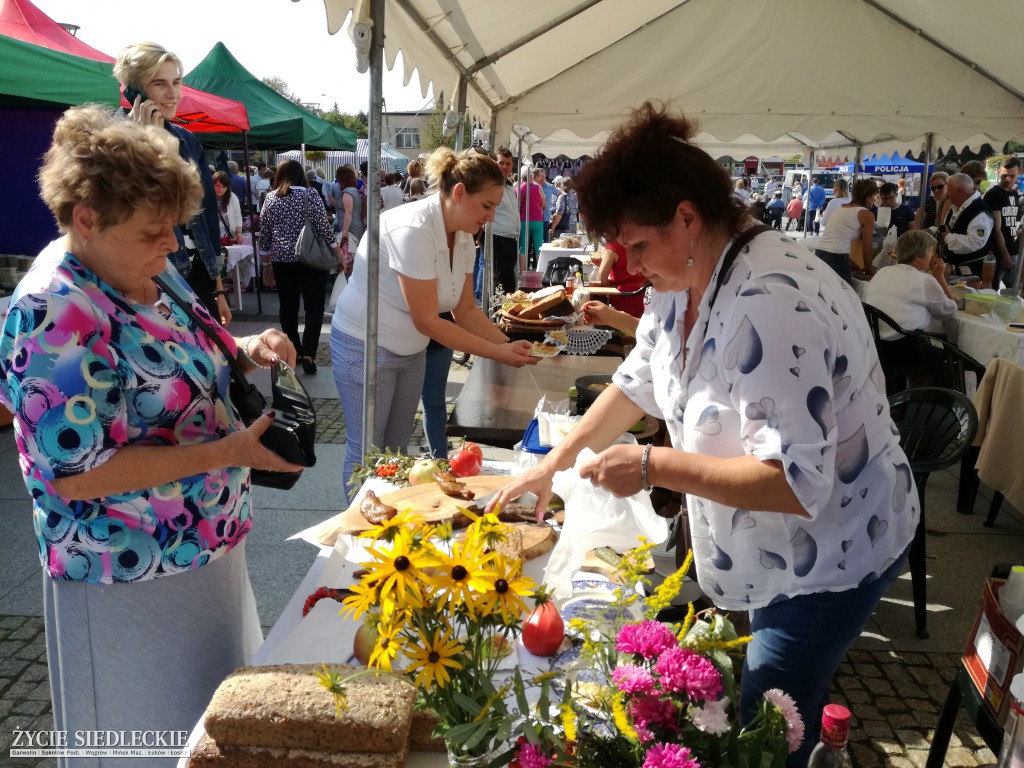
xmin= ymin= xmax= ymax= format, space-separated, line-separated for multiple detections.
xmin=2 ymin=32 xmax=1023 ymax=768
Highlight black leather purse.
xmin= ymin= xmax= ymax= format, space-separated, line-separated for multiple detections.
xmin=153 ymin=276 xmax=316 ymax=489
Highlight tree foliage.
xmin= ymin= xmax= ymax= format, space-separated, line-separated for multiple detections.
xmin=324 ymin=110 xmax=369 ymax=138
xmin=421 ymin=104 xmax=472 ymax=153
xmin=261 ymin=76 xmax=304 ymax=107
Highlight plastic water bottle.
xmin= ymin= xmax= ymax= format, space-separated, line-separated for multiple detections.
xmin=808 ymin=704 xmax=853 ymax=768
xmin=998 ymin=674 xmax=1024 ymax=768
xmin=1000 ymin=566 xmax=1024 ymax=625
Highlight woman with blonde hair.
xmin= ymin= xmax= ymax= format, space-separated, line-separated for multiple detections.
xmin=814 ymin=177 xmax=878 ymax=283
xmin=0 ymin=106 xmax=298 ymax=761
xmin=818 ymin=176 xmax=850 ymax=231
xmin=114 ymin=40 xmax=231 ymax=325
xmin=331 ymin=146 xmax=537 ymax=494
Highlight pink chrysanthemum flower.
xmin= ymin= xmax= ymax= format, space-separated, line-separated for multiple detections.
xmin=642 ymin=743 xmax=701 ymax=768
xmin=612 ymin=664 xmax=656 ymax=694
xmin=655 ymin=647 xmax=723 ymax=702
xmin=690 ymin=696 xmax=731 ymax=736
xmin=516 ymin=742 xmax=553 ymax=768
xmin=616 ymin=620 xmax=678 ymax=659
xmin=631 ymin=694 xmax=678 ymax=737
xmin=764 ymin=689 xmax=805 ymax=753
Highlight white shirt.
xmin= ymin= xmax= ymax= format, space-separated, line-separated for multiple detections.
xmin=613 ymin=230 xmax=916 ymax=609
xmin=862 ymin=264 xmax=957 ymax=340
xmin=816 ymin=206 xmax=865 ymax=255
xmin=945 ymin=191 xmax=994 ymax=254
xmin=218 ymin=193 xmax=243 ymax=236
xmin=819 ymin=195 xmax=852 ymax=230
xmin=492 ymin=181 xmax=520 ymax=238
xmin=380 ymin=184 xmax=405 ymax=211
xmin=333 ymin=195 xmax=475 ymax=356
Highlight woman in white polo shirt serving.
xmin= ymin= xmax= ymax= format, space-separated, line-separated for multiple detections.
xmin=331 ymin=146 xmax=538 ymax=496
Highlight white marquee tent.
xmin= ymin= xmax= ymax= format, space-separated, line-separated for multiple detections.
xmin=317 ymin=0 xmax=1024 ymax=159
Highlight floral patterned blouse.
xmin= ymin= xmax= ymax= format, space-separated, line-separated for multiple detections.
xmin=0 ymin=246 xmax=251 ymax=584
xmin=614 ymin=230 xmax=917 ymax=610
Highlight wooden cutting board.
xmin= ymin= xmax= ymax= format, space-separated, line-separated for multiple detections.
xmin=315 ymin=475 xmax=514 ymax=544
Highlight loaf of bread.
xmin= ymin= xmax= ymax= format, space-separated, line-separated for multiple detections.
xmin=518 ymin=287 xmax=567 ymax=320
xmin=204 ymin=664 xmax=416 ymax=753
xmin=190 ymin=734 xmax=408 ymax=768
xmin=407 ymin=709 xmax=446 ymax=753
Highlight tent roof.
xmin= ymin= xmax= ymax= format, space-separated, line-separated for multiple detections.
xmin=0 ymin=32 xmax=116 ymax=106
xmin=184 ymin=42 xmax=356 ymax=150
xmin=320 ymin=0 xmax=1024 ymax=156
xmin=0 ymin=0 xmax=249 ymax=131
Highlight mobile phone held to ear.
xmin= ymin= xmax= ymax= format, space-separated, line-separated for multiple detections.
xmin=122 ymin=84 xmax=145 ymax=106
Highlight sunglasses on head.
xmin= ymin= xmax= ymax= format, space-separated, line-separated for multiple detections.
xmin=469 ymin=146 xmax=497 ymax=161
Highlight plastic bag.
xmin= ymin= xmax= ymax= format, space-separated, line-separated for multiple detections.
xmin=873 ymin=225 xmax=898 ymax=271
xmin=544 ymin=446 xmax=670 ymax=599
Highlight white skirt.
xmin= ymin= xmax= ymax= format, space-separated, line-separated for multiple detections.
xmin=43 ymin=541 xmax=262 ymax=767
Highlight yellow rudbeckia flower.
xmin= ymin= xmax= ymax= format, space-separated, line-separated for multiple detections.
xmin=476 ymin=555 xmax=536 ymax=620
xmin=406 ymin=629 xmax=464 ymax=689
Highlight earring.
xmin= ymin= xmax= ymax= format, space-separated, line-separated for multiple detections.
xmin=687 ymin=237 xmax=695 ymax=266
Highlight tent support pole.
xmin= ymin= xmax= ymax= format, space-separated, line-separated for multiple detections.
xmin=803 ymin=150 xmax=815 ymax=238
xmin=454 ymin=77 xmax=467 ymax=151
xmin=242 ymin=131 xmax=262 ymax=315
xmin=362 ymin=0 xmax=385 ymax=457
xmin=916 ymin=133 xmax=933 ymax=234
xmin=481 ymin=116 xmax=498 ymax=313
xmin=518 ymin=134 xmax=526 ymax=273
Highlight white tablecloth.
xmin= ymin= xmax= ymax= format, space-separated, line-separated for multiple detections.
xmin=537 ymin=244 xmax=588 ymax=277
xmin=949 ymin=311 xmax=1024 ymax=367
xmin=224 ymin=245 xmax=256 ymax=311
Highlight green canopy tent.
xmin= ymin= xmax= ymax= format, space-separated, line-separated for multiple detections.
xmin=0 ymin=32 xmax=116 ymax=107
xmin=184 ymin=42 xmax=356 ymax=150
xmin=0 ymin=34 xmax=119 ymax=254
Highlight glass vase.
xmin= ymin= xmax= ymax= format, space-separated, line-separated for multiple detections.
xmin=445 ymin=740 xmax=492 ymax=768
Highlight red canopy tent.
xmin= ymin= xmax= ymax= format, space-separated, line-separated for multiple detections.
xmin=0 ymin=0 xmax=249 ymax=132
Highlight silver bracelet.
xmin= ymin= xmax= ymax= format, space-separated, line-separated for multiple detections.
xmin=240 ymin=335 xmax=270 ymax=369
xmin=640 ymin=443 xmax=653 ymax=492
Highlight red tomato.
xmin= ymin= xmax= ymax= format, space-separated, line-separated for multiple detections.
xmin=521 ymin=602 xmax=564 ymax=656
xmin=449 ymin=448 xmax=483 ymax=477
xmin=463 ymin=442 xmax=484 ymax=461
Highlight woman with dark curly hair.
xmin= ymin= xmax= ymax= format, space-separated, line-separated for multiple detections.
xmin=494 ymin=102 xmax=916 ymax=767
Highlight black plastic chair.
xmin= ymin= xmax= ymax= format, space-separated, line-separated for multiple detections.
xmin=888 ymin=387 xmax=979 ymax=639
xmin=862 ymin=303 xmax=942 ymax=395
xmin=911 ymin=335 xmax=999 ymax=521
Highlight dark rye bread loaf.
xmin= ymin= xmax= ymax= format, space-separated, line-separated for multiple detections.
xmin=204 ymin=664 xmax=415 ymax=753
xmin=190 ymin=734 xmax=408 ymax=768
xmin=407 ymin=709 xmax=445 ymax=753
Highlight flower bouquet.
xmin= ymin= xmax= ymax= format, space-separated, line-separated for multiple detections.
xmin=505 ymin=543 xmax=804 ymax=768
xmin=335 ymin=509 xmax=537 ymax=761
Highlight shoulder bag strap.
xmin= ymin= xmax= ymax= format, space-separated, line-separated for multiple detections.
xmin=699 ymin=223 xmax=773 ymax=346
xmin=152 ymin=274 xmax=251 ymax=385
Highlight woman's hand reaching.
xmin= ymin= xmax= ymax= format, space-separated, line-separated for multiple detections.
xmin=578 ymin=444 xmax=647 ymax=497
xmin=495 ymin=340 xmax=540 ymax=367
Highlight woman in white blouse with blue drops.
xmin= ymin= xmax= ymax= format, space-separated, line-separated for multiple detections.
xmin=493 ymin=103 xmax=916 ymax=768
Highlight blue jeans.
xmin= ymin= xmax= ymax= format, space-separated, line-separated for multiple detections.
xmin=473 ymin=245 xmax=484 ymax=304
xmin=739 ymin=547 xmax=908 ymax=768
xmin=815 ymin=249 xmax=854 ymax=287
xmin=421 ymin=345 xmax=454 ymax=459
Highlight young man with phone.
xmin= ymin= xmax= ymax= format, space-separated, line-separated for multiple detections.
xmin=114 ymin=42 xmax=232 ymax=325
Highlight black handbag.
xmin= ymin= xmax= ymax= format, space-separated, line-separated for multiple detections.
xmin=153 ymin=276 xmax=316 ymax=489
xmin=542 ymin=256 xmax=584 ymax=287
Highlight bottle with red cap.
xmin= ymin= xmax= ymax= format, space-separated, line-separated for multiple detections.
xmin=808 ymin=704 xmax=853 ymax=768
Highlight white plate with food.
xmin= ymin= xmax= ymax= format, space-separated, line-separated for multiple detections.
xmin=531 ymin=339 xmax=565 ymax=357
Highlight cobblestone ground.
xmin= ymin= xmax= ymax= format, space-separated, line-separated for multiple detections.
xmin=0 ymin=612 xmax=998 ymax=767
